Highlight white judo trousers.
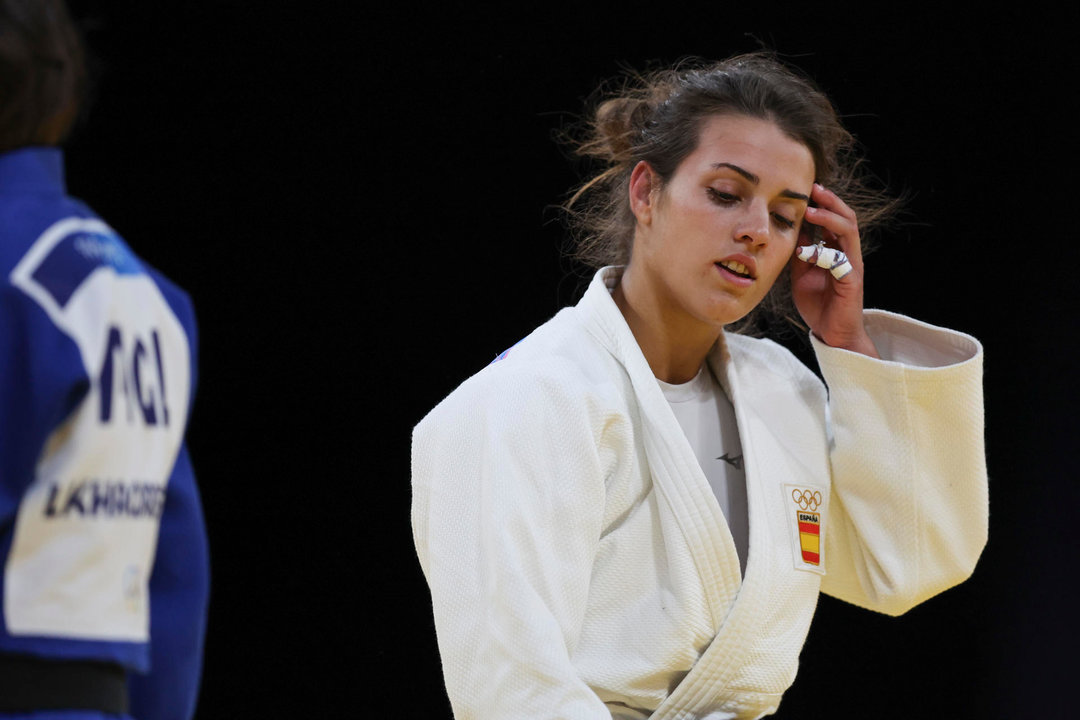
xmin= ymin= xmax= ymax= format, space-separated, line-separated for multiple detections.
xmin=412 ymin=267 xmax=987 ymax=719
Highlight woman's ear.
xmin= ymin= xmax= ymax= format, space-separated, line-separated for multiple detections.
xmin=628 ymin=161 xmax=657 ymax=227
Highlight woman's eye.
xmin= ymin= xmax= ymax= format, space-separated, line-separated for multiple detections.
xmin=772 ymin=213 xmax=795 ymax=230
xmin=707 ymin=188 xmax=737 ymax=205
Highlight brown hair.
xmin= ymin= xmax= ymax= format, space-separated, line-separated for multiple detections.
xmin=561 ymin=52 xmax=899 ymax=333
xmin=0 ymin=0 xmax=86 ymax=153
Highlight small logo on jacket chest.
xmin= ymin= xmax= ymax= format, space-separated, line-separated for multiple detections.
xmin=784 ymin=485 xmax=827 ymax=574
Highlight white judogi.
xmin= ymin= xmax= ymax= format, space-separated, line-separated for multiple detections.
xmin=411 ymin=267 xmax=987 ymax=719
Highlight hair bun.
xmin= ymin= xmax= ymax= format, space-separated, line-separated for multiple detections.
xmin=591 ymin=96 xmax=651 ymax=164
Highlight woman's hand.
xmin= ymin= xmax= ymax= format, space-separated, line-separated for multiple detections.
xmin=790 ymin=183 xmax=880 ymax=358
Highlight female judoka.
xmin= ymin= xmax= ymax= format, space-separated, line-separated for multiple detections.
xmin=411 ymin=52 xmax=987 ymax=719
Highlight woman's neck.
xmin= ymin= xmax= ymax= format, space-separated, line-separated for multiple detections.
xmin=612 ymin=270 xmax=721 ymax=385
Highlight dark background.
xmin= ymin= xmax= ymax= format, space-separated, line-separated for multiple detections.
xmin=60 ymin=2 xmax=1077 ymax=717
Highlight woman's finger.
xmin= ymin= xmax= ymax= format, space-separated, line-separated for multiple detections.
xmin=803 ymin=206 xmax=856 ymax=246
xmin=809 ymin=182 xmax=857 ymax=222
xmin=802 ymin=184 xmax=863 ymax=268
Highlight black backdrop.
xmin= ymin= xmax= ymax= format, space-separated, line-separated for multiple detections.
xmin=58 ymin=2 xmax=1078 ymax=717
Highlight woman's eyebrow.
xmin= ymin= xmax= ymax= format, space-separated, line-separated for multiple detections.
xmin=711 ymin=162 xmax=809 ymax=202
xmin=712 ymin=162 xmax=759 ymax=184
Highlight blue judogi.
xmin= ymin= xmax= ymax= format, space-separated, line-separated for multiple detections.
xmin=0 ymin=147 xmax=209 ymax=720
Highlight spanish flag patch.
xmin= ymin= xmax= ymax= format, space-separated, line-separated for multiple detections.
xmin=797 ymin=511 xmax=821 ymax=565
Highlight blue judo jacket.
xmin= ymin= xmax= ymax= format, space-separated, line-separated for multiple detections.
xmin=0 ymin=147 xmax=209 ymax=720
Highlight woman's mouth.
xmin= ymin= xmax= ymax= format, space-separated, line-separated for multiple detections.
xmin=716 ymin=259 xmax=753 ymax=280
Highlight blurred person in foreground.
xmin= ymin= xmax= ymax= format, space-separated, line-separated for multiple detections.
xmin=0 ymin=1 xmax=209 ymax=718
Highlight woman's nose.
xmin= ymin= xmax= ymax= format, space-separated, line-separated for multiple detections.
xmin=735 ymin=203 xmax=770 ymax=247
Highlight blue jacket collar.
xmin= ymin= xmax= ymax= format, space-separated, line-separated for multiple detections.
xmin=0 ymin=146 xmax=66 ymax=195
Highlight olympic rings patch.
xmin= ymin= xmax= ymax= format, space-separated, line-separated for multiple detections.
xmin=791 ymin=488 xmax=822 ymax=512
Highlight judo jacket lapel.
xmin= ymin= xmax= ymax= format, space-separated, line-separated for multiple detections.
xmin=648 ymin=338 xmax=779 ymax=719
xmin=582 ymin=269 xmax=769 ymax=664
xmin=580 ymin=270 xmax=744 ymax=629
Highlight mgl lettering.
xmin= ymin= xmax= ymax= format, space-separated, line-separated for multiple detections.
xmin=99 ymin=325 xmax=170 ymax=427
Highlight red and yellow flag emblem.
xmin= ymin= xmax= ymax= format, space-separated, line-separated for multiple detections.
xmin=796 ymin=511 xmax=821 ymax=565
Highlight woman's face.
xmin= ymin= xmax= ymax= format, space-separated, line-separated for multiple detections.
xmin=628 ymin=114 xmax=815 ymax=330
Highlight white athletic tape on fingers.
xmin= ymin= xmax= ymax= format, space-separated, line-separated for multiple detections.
xmin=796 ymin=243 xmax=853 ymax=280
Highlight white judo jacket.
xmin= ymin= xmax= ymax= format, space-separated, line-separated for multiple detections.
xmin=411 ymin=267 xmax=987 ymax=719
